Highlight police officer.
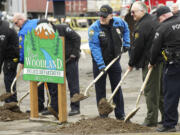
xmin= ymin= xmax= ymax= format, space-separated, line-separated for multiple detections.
xmin=128 ymin=1 xmax=164 ymax=126
xmin=171 ymin=3 xmax=180 ymax=17
xmin=88 ymin=5 xmax=130 ymax=119
xmin=149 ymin=6 xmax=180 ymax=132
xmin=0 ymin=13 xmax=19 ymax=103
xmin=13 ymin=13 xmax=49 ymax=113
xmin=53 ymin=23 xmax=81 ymax=116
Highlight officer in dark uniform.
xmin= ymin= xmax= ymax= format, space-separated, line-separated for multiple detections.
xmin=54 ymin=23 xmax=81 ymax=116
xmin=0 ymin=14 xmax=19 ymax=103
xmin=88 ymin=5 xmax=130 ymax=119
xmin=128 ymin=1 xmax=164 ymax=127
xmin=149 ymin=6 xmax=180 ymax=132
xmin=41 ymin=21 xmax=81 ymax=116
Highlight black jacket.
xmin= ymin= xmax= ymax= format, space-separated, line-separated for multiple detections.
xmin=150 ymin=16 xmax=180 ymax=65
xmin=129 ymin=13 xmax=158 ymax=68
xmin=0 ymin=20 xmax=19 ymax=72
xmin=54 ymin=24 xmax=81 ymax=60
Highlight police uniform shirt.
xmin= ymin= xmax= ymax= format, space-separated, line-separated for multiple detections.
xmin=150 ymin=16 xmax=180 ymax=65
xmin=129 ymin=13 xmax=158 ymax=68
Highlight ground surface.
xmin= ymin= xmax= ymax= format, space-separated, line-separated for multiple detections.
xmin=0 ymin=31 xmax=180 ymax=135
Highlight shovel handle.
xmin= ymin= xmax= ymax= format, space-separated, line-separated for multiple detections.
xmin=135 ymin=67 xmax=153 ymax=107
xmin=44 ymin=82 xmax=51 ymax=107
xmin=10 ymin=66 xmax=23 ymax=93
xmin=18 ymin=82 xmax=43 ymax=105
xmin=84 ymin=55 xmax=120 ymax=96
xmin=108 ymin=69 xmax=130 ymax=103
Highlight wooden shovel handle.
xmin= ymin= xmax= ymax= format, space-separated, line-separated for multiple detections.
xmin=135 ymin=67 xmax=153 ymax=107
xmin=84 ymin=55 xmax=120 ymax=96
xmin=10 ymin=66 xmax=23 ymax=93
xmin=108 ymin=69 xmax=130 ymax=102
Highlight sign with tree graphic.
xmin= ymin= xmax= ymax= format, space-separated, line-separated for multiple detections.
xmin=23 ymin=22 xmax=64 ymax=83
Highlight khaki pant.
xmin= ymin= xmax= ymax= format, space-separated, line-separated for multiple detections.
xmin=142 ymin=62 xmax=164 ymax=125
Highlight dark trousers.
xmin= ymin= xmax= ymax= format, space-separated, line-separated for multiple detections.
xmin=92 ymin=60 xmax=125 ymax=118
xmin=3 ymin=60 xmax=18 ymax=103
xmin=66 ymin=59 xmax=80 ymax=111
xmin=38 ymin=83 xmax=58 ymax=112
xmin=163 ymin=64 xmax=180 ymax=128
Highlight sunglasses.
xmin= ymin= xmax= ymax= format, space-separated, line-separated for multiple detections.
xmin=100 ymin=15 xmax=108 ymax=18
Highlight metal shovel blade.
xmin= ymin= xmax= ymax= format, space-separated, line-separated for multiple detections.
xmin=124 ymin=106 xmax=140 ymax=123
xmin=0 ymin=92 xmax=14 ymax=101
xmin=71 ymin=93 xmax=88 ymax=103
xmin=98 ymin=98 xmax=115 ymax=116
xmin=47 ymin=106 xmax=59 ymax=120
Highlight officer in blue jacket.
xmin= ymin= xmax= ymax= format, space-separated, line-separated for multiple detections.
xmin=88 ymin=5 xmax=130 ymax=120
xmin=13 ymin=13 xmax=51 ymax=113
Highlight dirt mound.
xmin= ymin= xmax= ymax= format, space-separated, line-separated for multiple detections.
xmin=0 ymin=105 xmax=29 ymax=121
xmin=53 ymin=117 xmax=153 ymax=134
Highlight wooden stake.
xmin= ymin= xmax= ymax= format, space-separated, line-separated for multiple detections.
xmin=30 ymin=81 xmax=39 ymax=118
xmin=58 ymin=37 xmax=67 ymax=122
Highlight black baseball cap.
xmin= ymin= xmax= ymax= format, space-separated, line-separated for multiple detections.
xmin=98 ymin=5 xmax=113 ymax=18
xmin=156 ymin=6 xmax=171 ymax=17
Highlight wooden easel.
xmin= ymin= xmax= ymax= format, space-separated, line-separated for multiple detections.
xmin=29 ymin=37 xmax=67 ymax=123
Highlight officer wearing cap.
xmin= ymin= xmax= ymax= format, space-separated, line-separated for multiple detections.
xmin=88 ymin=4 xmax=130 ymax=120
xmin=0 ymin=12 xmax=19 ymax=103
xmin=128 ymin=1 xmax=164 ymax=127
xmin=149 ymin=6 xmax=180 ymax=132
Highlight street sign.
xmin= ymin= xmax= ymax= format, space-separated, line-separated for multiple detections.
xmin=23 ymin=22 xmax=64 ymax=83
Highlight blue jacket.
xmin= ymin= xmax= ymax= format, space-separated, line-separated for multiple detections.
xmin=88 ymin=17 xmax=130 ymax=69
xmin=18 ymin=19 xmax=38 ymax=64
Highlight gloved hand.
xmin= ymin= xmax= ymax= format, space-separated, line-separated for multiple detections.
xmin=122 ymin=46 xmax=130 ymax=53
xmin=99 ymin=67 xmax=106 ymax=73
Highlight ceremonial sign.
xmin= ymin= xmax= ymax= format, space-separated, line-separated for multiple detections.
xmin=23 ymin=23 xmax=64 ymax=83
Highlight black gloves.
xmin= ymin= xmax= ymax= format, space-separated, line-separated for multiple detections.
xmin=122 ymin=46 xmax=130 ymax=53
xmin=99 ymin=67 xmax=106 ymax=73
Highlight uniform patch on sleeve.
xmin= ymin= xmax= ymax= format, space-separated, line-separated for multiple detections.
xmin=89 ymin=30 xmax=94 ymax=40
xmin=19 ymin=36 xmax=22 ymax=43
xmin=19 ymin=45 xmax=22 ymax=48
xmin=154 ymin=32 xmax=159 ymax=39
xmin=135 ymin=32 xmax=139 ymax=39
xmin=66 ymin=27 xmax=72 ymax=32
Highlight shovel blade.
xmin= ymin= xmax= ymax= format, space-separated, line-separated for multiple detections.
xmin=124 ymin=107 xmax=140 ymax=123
xmin=0 ymin=93 xmax=14 ymax=101
xmin=71 ymin=93 xmax=88 ymax=103
xmin=48 ymin=106 xmax=59 ymax=120
xmin=98 ymin=98 xmax=114 ymax=116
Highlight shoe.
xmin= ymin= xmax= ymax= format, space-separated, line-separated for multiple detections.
xmin=100 ymin=114 xmax=108 ymax=118
xmin=116 ymin=116 xmax=125 ymax=120
xmin=26 ymin=107 xmax=47 ymax=113
xmin=158 ymin=121 xmax=163 ymax=124
xmin=41 ymin=110 xmax=51 ymax=115
xmin=156 ymin=126 xmax=176 ymax=132
xmin=142 ymin=122 xmax=157 ymax=127
xmin=68 ymin=110 xmax=80 ymax=116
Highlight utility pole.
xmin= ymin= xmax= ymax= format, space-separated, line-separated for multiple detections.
xmin=24 ymin=0 xmax=27 ymax=17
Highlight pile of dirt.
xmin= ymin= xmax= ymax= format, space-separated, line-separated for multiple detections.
xmin=0 ymin=105 xmax=29 ymax=121
xmin=53 ymin=117 xmax=153 ymax=134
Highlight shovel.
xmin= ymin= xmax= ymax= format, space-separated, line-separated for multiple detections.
xmin=0 ymin=66 xmax=22 ymax=101
xmin=3 ymin=82 xmax=43 ymax=110
xmin=44 ymin=82 xmax=59 ymax=120
xmin=124 ymin=67 xmax=153 ymax=123
xmin=98 ymin=69 xmax=130 ymax=116
xmin=71 ymin=55 xmax=120 ymax=103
